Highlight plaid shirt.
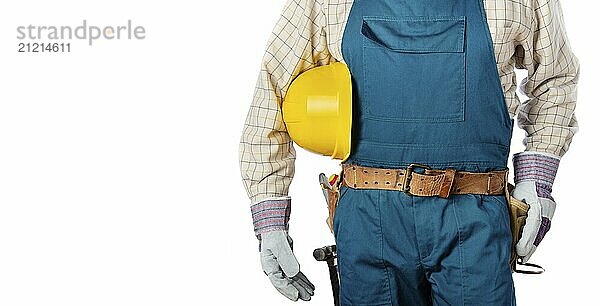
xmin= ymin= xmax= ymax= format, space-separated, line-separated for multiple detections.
xmin=240 ymin=0 xmax=579 ymax=204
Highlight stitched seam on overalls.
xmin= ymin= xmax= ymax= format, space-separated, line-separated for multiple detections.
xmin=349 ymin=157 xmax=504 ymax=169
xmin=410 ymin=195 xmax=426 ymax=271
xmin=356 ymin=140 xmax=511 ymax=149
xmin=510 ymin=280 xmax=517 ymax=306
xmin=488 ymin=195 xmax=511 ymax=237
xmin=376 ymin=190 xmax=393 ymax=305
xmin=451 ymin=198 xmax=466 ymax=306
xmin=364 ymin=45 xmax=462 ymax=54
xmin=477 ymin=0 xmax=513 ymax=125
xmin=363 ymin=16 xmax=466 ymax=22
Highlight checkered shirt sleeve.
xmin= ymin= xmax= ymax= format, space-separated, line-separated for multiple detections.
xmin=514 ymin=0 xmax=579 ymax=157
xmin=239 ymin=0 xmax=332 ymax=204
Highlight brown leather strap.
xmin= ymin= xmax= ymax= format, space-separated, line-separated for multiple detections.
xmin=341 ymin=164 xmax=507 ymax=198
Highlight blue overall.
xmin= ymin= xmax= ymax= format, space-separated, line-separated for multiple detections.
xmin=334 ymin=0 xmax=516 ymax=304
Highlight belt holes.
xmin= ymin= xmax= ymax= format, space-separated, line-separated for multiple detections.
xmin=386 ymin=182 xmax=390 ymax=185
xmin=456 ymin=188 xmax=461 ymax=192
xmin=374 ymin=171 xmax=378 ymax=174
xmin=374 ymin=181 xmax=378 ymax=185
xmin=353 ymin=184 xmax=357 ymax=187
xmin=386 ymin=172 xmax=390 ymax=175
xmin=364 ymin=182 xmax=368 ymax=185
xmin=363 ymin=170 xmax=368 ymax=174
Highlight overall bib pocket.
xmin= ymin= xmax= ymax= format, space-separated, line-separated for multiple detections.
xmin=361 ymin=16 xmax=466 ymax=123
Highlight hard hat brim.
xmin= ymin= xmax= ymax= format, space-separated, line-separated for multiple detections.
xmin=331 ymin=62 xmax=352 ymax=161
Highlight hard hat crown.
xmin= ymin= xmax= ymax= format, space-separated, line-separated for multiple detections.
xmin=283 ymin=62 xmax=352 ymax=161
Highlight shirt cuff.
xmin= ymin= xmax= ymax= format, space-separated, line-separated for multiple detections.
xmin=250 ymin=196 xmax=291 ymax=240
xmin=513 ymin=151 xmax=560 ymax=200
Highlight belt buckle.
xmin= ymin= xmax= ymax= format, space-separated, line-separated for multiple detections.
xmin=402 ymin=163 xmax=431 ymax=193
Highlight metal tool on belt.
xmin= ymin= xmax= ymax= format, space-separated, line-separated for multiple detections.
xmin=313 ymin=245 xmax=340 ymax=306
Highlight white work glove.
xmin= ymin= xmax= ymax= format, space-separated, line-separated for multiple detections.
xmin=250 ymin=197 xmax=315 ymax=301
xmin=260 ymin=231 xmax=315 ymax=301
xmin=512 ymin=152 xmax=560 ymax=263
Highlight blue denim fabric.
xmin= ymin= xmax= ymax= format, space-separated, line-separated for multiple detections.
xmin=333 ymin=186 xmax=516 ymax=305
xmin=336 ymin=0 xmax=517 ymax=303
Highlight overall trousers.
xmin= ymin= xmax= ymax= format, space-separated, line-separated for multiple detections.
xmin=333 ymin=0 xmax=516 ymax=304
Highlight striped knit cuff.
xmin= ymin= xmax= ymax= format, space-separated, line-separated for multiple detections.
xmin=513 ymin=152 xmax=560 ymax=199
xmin=250 ymin=197 xmax=291 ymax=240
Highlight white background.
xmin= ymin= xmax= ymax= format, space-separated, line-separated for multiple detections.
xmin=0 ymin=1 xmax=597 ymax=305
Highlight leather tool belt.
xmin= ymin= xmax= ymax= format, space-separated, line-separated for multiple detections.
xmin=341 ymin=164 xmax=507 ymax=198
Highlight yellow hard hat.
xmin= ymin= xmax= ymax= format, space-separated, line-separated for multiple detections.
xmin=283 ymin=62 xmax=352 ymax=161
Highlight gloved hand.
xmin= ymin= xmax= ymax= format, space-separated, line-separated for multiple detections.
xmin=260 ymin=231 xmax=315 ymax=301
xmin=512 ymin=152 xmax=560 ymax=263
xmin=250 ymin=197 xmax=315 ymax=301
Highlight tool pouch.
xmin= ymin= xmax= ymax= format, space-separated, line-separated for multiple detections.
xmin=506 ymin=183 xmax=545 ymax=274
xmin=507 ymin=185 xmax=528 ymax=271
xmin=326 ymin=175 xmax=343 ymax=234
xmin=326 ymin=187 xmax=339 ymax=234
